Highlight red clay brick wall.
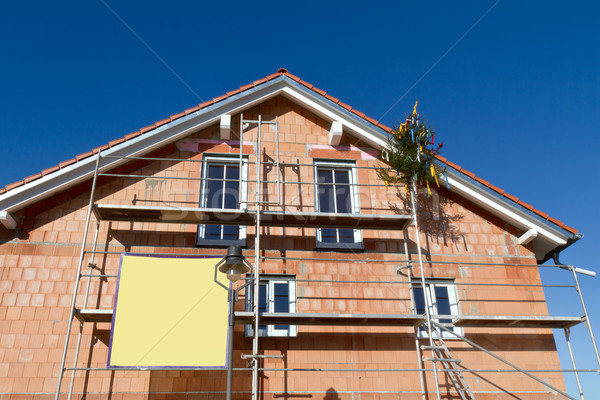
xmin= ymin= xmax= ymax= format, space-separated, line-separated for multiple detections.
xmin=0 ymin=96 xmax=564 ymax=399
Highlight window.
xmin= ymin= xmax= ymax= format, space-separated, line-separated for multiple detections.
xmin=197 ymin=155 xmax=247 ymax=246
xmin=314 ymin=160 xmax=362 ymax=249
xmin=246 ymin=276 xmax=297 ymax=337
xmin=412 ymin=280 xmax=461 ymax=338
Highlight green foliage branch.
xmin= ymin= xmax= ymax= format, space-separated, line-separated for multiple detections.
xmin=377 ymin=103 xmax=444 ymax=189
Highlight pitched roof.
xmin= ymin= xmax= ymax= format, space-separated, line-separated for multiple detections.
xmin=0 ymin=68 xmax=577 ymax=235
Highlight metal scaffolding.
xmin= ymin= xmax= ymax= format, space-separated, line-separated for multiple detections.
xmin=54 ymin=115 xmax=600 ymax=400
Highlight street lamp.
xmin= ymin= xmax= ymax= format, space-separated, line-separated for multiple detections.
xmin=214 ymin=245 xmax=253 ymax=400
xmin=219 ymin=245 xmax=250 ymax=282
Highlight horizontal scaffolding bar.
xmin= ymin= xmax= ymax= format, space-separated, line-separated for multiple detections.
xmin=78 ymin=249 xmax=570 ymax=270
xmin=93 ymin=204 xmax=412 ymax=230
xmin=62 ymin=366 xmax=599 ymax=373
xmin=73 ymin=308 xmax=583 ymax=328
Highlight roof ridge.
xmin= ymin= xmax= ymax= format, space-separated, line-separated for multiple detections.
xmin=0 ymin=69 xmax=577 ymax=235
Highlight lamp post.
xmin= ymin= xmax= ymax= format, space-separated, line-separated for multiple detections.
xmin=214 ymin=245 xmax=253 ymax=400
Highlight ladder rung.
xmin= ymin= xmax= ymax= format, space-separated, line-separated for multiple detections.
xmin=421 ymin=345 xmax=445 ymax=350
xmin=423 ymin=357 xmax=461 ymax=363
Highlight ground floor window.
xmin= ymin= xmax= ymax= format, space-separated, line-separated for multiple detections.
xmin=412 ymin=279 xmax=461 ymax=338
xmin=246 ymin=275 xmax=297 ymax=337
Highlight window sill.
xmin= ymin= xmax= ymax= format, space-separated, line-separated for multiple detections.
xmin=316 ymin=242 xmax=364 ymax=251
xmin=196 ymin=239 xmax=246 ymax=247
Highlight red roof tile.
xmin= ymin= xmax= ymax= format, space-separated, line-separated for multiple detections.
xmin=532 ymin=209 xmax=549 ymax=219
xmin=253 ymin=78 xmax=268 ymax=86
xmin=518 ymin=201 xmax=535 ymax=211
xmin=444 ymin=161 xmax=462 ymax=171
xmin=125 ymin=131 xmax=142 ymax=141
xmin=42 ymin=166 xmax=60 ymax=176
xmin=473 ymin=176 xmax=490 ymax=186
xmin=352 ymin=109 xmax=366 ymax=119
xmin=198 ymin=100 xmax=214 ymax=108
xmin=487 ymin=184 xmax=504 ymax=194
xmin=299 ymin=80 xmax=313 ymax=89
xmin=364 ymin=116 xmax=379 ymax=126
xmin=93 ymin=145 xmax=109 ymax=154
xmin=312 ymin=87 xmax=326 ymax=96
xmin=59 ymin=159 xmax=76 ymax=168
xmin=156 ymin=118 xmax=171 ymax=127
xmin=503 ymin=193 xmax=519 ymax=203
xmin=76 ymin=151 xmax=93 ymax=161
xmin=108 ymin=138 xmax=125 ymax=148
xmin=285 ymin=72 xmax=301 ymax=82
xmin=337 ymin=102 xmax=353 ymax=111
xmin=24 ymin=173 xmax=42 ymax=184
xmin=324 ymin=94 xmax=340 ymax=103
xmin=184 ymin=107 xmax=200 ymax=115
xmin=226 ymin=89 xmax=242 ymax=97
xmin=6 ymin=180 xmax=24 ymax=191
xmin=461 ymin=170 xmax=476 ymax=179
xmin=212 ymin=95 xmax=228 ymax=103
xmin=0 ymin=68 xmax=577 ymax=235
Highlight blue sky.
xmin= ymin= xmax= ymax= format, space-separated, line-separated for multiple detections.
xmin=1 ymin=0 xmax=598 ymax=395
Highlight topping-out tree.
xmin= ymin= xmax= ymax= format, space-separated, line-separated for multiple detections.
xmin=377 ymin=101 xmax=444 ymax=196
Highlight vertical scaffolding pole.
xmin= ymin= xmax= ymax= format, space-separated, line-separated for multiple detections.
xmin=564 ymin=328 xmax=584 ymax=399
xmin=569 ymin=265 xmax=600 ymax=370
xmin=67 ymin=220 xmax=101 ymax=400
xmin=55 ymin=152 xmax=102 ymax=400
xmin=251 ymin=115 xmax=263 ymax=400
xmin=239 ymin=114 xmax=244 ymax=205
xmin=410 ymin=179 xmax=441 ymax=400
xmin=275 ymin=116 xmax=281 ymax=206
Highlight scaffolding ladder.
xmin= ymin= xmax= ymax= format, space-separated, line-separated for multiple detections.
xmin=422 ymin=333 xmax=476 ymax=400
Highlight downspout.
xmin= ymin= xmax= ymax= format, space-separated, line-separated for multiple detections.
xmin=539 ymin=232 xmax=583 ymax=264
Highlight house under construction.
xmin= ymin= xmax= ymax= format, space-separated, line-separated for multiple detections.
xmin=0 ymin=69 xmax=598 ymax=400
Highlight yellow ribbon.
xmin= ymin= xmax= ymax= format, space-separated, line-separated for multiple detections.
xmin=413 ymin=100 xmax=418 ymax=116
xmin=426 ymin=180 xmax=431 ymax=196
xmin=431 ymin=164 xmax=440 ymax=187
xmin=385 ymin=179 xmax=388 ymax=190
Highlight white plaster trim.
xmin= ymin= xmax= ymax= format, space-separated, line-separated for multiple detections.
xmin=0 ymin=210 xmax=16 ymax=229
xmin=518 ymin=228 xmax=538 ymax=245
xmin=328 ymin=121 xmax=343 ymax=146
xmin=220 ymin=114 xmax=231 ymax=140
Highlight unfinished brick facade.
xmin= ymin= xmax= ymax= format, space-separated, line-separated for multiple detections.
xmin=0 ymin=84 xmax=578 ymax=400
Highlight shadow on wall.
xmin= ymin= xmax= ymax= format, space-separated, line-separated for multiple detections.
xmin=387 ymin=186 xmax=467 ymax=253
xmin=323 ymin=388 xmax=340 ymax=400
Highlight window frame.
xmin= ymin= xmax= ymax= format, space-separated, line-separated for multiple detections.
xmin=313 ymin=160 xmax=362 ymax=249
xmin=411 ymin=279 xmax=462 ymax=339
xmin=245 ymin=275 xmax=297 ymax=337
xmin=196 ymin=154 xmax=248 ymax=247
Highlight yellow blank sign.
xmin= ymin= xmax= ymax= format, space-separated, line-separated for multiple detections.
xmin=108 ymin=254 xmax=229 ymax=368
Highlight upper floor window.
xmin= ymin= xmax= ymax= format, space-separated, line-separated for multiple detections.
xmin=246 ymin=275 xmax=297 ymax=337
xmin=412 ymin=279 xmax=461 ymax=339
xmin=314 ymin=160 xmax=362 ymax=249
xmin=197 ymin=155 xmax=247 ymax=246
